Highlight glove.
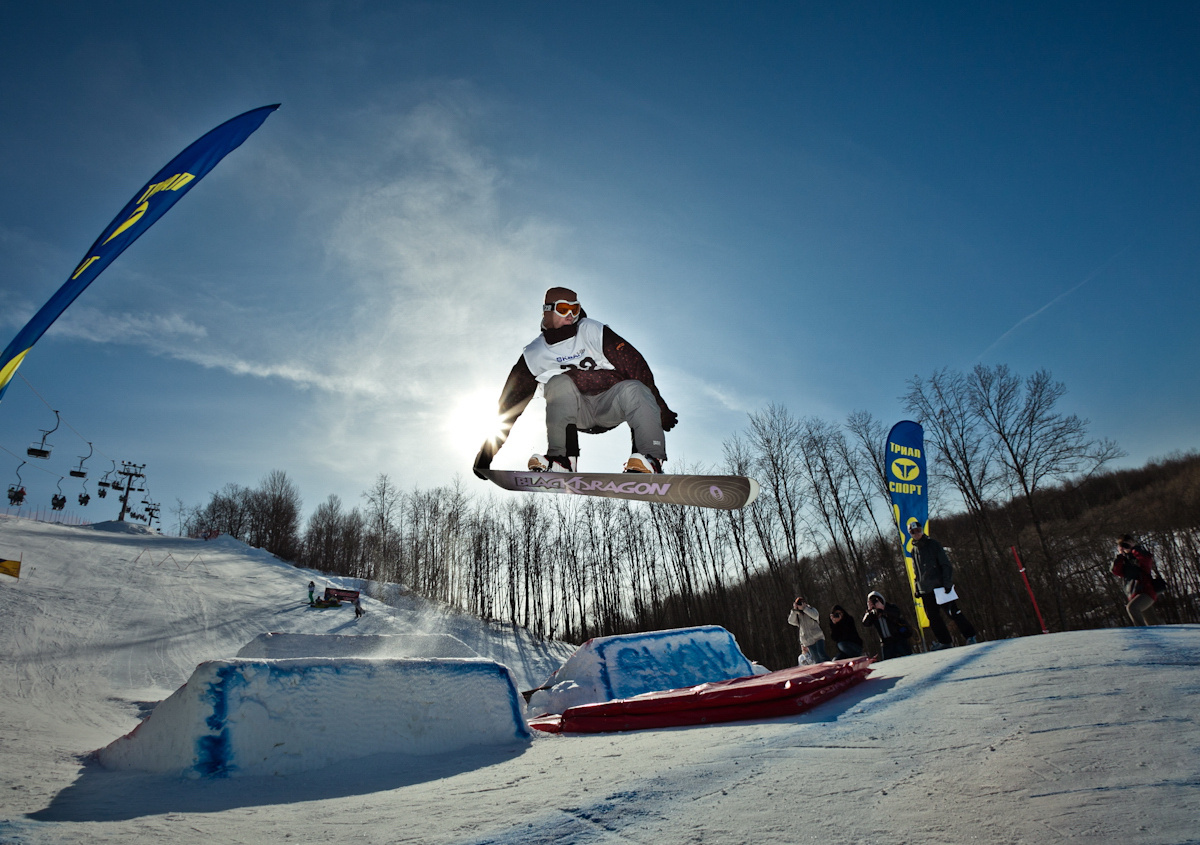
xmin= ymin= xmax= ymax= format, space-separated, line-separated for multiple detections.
xmin=661 ymin=407 xmax=679 ymax=432
xmin=472 ymin=443 xmax=494 ymax=480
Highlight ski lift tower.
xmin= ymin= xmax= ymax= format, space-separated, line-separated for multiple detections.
xmin=116 ymin=462 xmax=147 ymax=522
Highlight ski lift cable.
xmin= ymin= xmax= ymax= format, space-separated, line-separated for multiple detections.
xmin=6 ymin=376 xmax=152 ymax=504
xmin=2 ymin=443 xmax=67 ymax=478
xmin=16 ymin=373 xmax=115 ymax=464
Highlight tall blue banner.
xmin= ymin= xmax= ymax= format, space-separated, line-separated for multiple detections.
xmin=0 ymin=104 xmax=280 ymax=403
xmin=885 ymin=420 xmax=930 ymax=628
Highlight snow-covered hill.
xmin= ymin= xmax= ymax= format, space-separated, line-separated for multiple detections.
xmin=2 ymin=515 xmax=1197 ymax=844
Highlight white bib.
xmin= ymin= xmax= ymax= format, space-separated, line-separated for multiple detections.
xmin=522 ymin=317 xmax=616 ymax=384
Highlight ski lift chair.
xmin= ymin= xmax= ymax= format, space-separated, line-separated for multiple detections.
xmin=7 ymin=462 xmax=27 ymax=506
xmin=50 ymin=478 xmax=68 ymax=511
xmin=27 ymin=410 xmax=60 ymax=459
xmin=97 ymin=462 xmax=114 ymax=497
xmin=70 ymin=442 xmax=93 ymax=478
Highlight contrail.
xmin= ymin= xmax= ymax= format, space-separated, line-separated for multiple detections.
xmin=972 ymin=246 xmax=1130 ymax=363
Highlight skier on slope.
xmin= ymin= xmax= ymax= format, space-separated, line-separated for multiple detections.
xmin=473 ymin=287 xmax=678 ymax=477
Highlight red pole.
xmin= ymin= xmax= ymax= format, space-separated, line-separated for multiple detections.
xmin=1011 ymin=546 xmax=1049 ymax=634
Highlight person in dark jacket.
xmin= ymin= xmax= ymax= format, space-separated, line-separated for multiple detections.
xmin=473 ymin=287 xmax=678 ymax=476
xmin=862 ymin=590 xmax=913 ymax=660
xmin=909 ymin=522 xmax=978 ymax=649
xmin=828 ymin=604 xmax=864 ymax=659
xmin=1112 ymin=534 xmax=1161 ymax=626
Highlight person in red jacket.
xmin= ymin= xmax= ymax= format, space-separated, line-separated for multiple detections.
xmin=1112 ymin=534 xmax=1161 ymax=626
xmin=473 ymin=287 xmax=678 ymax=476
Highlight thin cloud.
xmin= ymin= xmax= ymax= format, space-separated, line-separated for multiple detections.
xmin=972 ymin=247 xmax=1130 ymax=363
xmin=47 ymin=308 xmax=208 ymax=344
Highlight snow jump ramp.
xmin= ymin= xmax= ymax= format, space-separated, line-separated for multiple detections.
xmin=97 ymin=657 xmax=531 ymax=778
xmin=526 ymin=625 xmax=758 ymax=716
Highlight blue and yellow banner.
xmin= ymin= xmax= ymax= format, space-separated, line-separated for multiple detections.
xmin=0 ymin=104 xmax=280 ymax=403
xmin=885 ymin=420 xmax=930 ymax=628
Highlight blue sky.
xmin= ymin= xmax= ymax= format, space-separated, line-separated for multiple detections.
xmin=1 ymin=2 xmax=1197 ymax=527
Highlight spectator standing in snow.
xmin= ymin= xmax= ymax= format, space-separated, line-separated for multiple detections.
xmin=828 ymin=604 xmax=864 ymax=659
xmin=862 ymin=590 xmax=913 ymax=661
xmin=909 ymin=522 xmax=978 ymax=649
xmin=307 ymin=581 xmax=315 ymax=605
xmin=354 ymin=597 xmax=364 ymax=618
xmin=1112 ymin=534 xmax=1161 ymax=626
xmin=788 ymin=596 xmax=830 ymax=664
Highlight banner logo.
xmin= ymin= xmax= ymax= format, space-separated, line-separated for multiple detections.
xmin=891 ymin=457 xmax=920 ymax=481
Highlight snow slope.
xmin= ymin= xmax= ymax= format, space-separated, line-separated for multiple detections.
xmin=2 ymin=515 xmax=1198 ymax=844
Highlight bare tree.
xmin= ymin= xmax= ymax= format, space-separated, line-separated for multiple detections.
xmin=362 ymin=473 xmax=402 ymax=584
xmin=844 ymin=410 xmax=890 ymax=507
xmin=905 ymin=368 xmax=1003 ymax=524
xmin=193 ymin=483 xmax=254 ymax=540
xmin=303 ymin=494 xmax=345 ymax=571
xmin=253 ymin=469 xmax=303 ymax=560
xmin=744 ymin=404 xmax=809 ymax=585
xmin=968 ymin=365 xmax=1124 ymax=564
xmin=794 ymin=416 xmax=876 ymax=595
xmin=841 ymin=410 xmax=896 ymax=561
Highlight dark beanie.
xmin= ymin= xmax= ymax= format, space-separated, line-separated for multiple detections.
xmin=544 ymin=286 xmax=578 ymax=303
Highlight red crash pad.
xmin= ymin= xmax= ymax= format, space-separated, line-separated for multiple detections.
xmin=529 ymin=656 xmax=873 ymax=734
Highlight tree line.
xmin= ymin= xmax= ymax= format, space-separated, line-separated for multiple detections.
xmin=180 ymin=364 xmax=1200 ymax=670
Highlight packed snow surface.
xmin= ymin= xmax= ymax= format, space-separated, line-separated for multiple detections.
xmin=2 ymin=515 xmax=1199 ymax=844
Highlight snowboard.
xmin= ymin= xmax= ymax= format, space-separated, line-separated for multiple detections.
xmin=481 ymin=469 xmax=760 ymax=510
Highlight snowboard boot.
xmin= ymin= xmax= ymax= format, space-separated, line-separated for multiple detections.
xmin=528 ymin=454 xmax=577 ymax=473
xmin=623 ymin=453 xmax=664 ymax=474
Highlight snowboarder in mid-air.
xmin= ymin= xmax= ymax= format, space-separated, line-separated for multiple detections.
xmin=473 ymin=287 xmax=678 ymax=477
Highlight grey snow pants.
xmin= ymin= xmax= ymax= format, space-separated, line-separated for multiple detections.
xmin=544 ymin=374 xmax=666 ymax=461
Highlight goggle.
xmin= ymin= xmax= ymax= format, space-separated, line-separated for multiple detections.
xmin=543 ymin=300 xmax=580 ymax=317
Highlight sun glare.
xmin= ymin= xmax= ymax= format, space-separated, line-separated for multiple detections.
xmin=446 ymin=388 xmax=507 ymax=456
